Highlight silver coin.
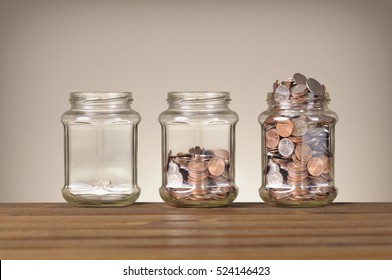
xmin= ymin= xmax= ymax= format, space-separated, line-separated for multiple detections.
xmin=274 ymin=85 xmax=290 ymax=102
xmin=167 ymin=171 xmax=183 ymax=188
xmin=290 ymin=84 xmax=308 ymax=95
xmin=267 ymin=171 xmax=283 ymax=188
xmin=168 ymin=161 xmax=180 ymax=173
xmin=278 ymin=138 xmax=294 ymax=157
xmin=306 ymin=78 xmax=325 ymax=96
xmin=269 ymin=162 xmax=280 ymax=172
xmin=293 ymin=73 xmax=307 ymax=85
xmin=291 ymin=117 xmax=308 ymax=136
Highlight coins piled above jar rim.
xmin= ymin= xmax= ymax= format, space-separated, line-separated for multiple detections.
xmin=264 ymin=73 xmax=335 ymax=202
xmin=272 ymin=72 xmax=328 ymax=110
xmin=165 ymin=146 xmax=235 ymax=201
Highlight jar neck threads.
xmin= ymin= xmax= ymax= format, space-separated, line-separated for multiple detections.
xmin=69 ymin=92 xmax=132 ymax=110
xmin=167 ymin=91 xmax=231 ymax=110
xmin=266 ymin=92 xmax=331 ymax=112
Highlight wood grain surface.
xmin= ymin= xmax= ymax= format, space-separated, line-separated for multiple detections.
xmin=0 ymin=203 xmax=391 ymax=260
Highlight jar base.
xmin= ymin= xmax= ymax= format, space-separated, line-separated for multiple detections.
xmin=159 ymin=186 xmax=238 ymax=208
xmin=259 ymin=186 xmax=338 ymax=208
xmin=62 ymin=185 xmax=140 ymax=207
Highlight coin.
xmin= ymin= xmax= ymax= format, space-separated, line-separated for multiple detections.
xmin=291 ymin=117 xmax=307 ymax=136
xmin=306 ymin=78 xmax=325 ymax=96
xmin=276 ymin=120 xmax=294 ymax=137
xmin=214 ymin=149 xmax=229 ymax=160
xmin=168 ymin=161 xmax=180 ymax=173
xmin=267 ymin=171 xmax=283 ymax=188
xmin=283 ymin=80 xmax=292 ymax=89
xmin=278 ymin=138 xmax=294 ymax=157
xmin=307 ymin=157 xmax=324 ymax=176
xmin=293 ymin=73 xmax=307 ymax=85
xmin=188 ymin=159 xmax=208 ymax=172
xmin=294 ymin=143 xmax=313 ymax=163
xmin=290 ymin=84 xmax=308 ymax=97
xmin=208 ymin=156 xmax=225 ymax=177
xmin=320 ymin=154 xmax=330 ymax=173
xmin=270 ymin=189 xmax=291 ymax=199
xmin=291 ymin=186 xmax=309 ymax=196
xmin=272 ymin=80 xmax=279 ymax=92
xmin=192 ymin=186 xmax=209 ymax=196
xmin=266 ymin=129 xmax=280 ymax=149
xmin=274 ymin=85 xmax=290 ymax=102
xmin=167 ymin=171 xmax=183 ymax=188
xmin=269 ymin=162 xmax=280 ymax=172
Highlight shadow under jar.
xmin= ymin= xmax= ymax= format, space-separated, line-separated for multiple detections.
xmin=61 ymin=92 xmax=141 ymax=207
xmin=259 ymin=74 xmax=338 ymax=207
xmin=159 ymin=92 xmax=239 ymax=207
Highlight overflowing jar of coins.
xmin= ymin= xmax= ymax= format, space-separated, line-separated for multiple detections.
xmin=259 ymin=73 xmax=338 ymax=207
xmin=61 ymin=92 xmax=141 ymax=207
xmin=159 ymin=92 xmax=239 ymax=207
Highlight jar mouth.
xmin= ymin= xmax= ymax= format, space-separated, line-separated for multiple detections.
xmin=167 ymin=91 xmax=230 ymax=104
xmin=267 ymin=91 xmax=330 ymax=109
xmin=70 ymin=91 xmax=132 ymax=104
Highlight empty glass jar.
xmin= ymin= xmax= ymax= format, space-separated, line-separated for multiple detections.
xmin=159 ymin=91 xmax=239 ymax=207
xmin=61 ymin=92 xmax=141 ymax=207
xmin=259 ymin=73 xmax=338 ymax=207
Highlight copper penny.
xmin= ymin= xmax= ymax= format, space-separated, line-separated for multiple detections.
xmin=307 ymin=157 xmax=324 ymax=176
xmin=291 ymin=186 xmax=309 ymax=196
xmin=213 ymin=149 xmax=229 ymax=160
xmin=294 ymin=143 xmax=313 ymax=163
xmin=188 ymin=159 xmax=208 ymax=172
xmin=208 ymin=156 xmax=225 ymax=177
xmin=320 ymin=155 xmax=330 ymax=173
xmin=276 ymin=120 xmax=294 ymax=137
xmin=266 ymin=129 xmax=280 ymax=149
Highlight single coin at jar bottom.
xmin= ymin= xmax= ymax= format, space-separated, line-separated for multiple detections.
xmin=167 ymin=171 xmax=183 ymax=188
xmin=208 ymin=156 xmax=225 ymax=176
xmin=267 ymin=171 xmax=283 ymax=188
xmin=266 ymin=129 xmax=280 ymax=149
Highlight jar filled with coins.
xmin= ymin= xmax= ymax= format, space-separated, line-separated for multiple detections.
xmin=61 ymin=92 xmax=141 ymax=207
xmin=159 ymin=91 xmax=239 ymax=207
xmin=259 ymin=73 xmax=338 ymax=207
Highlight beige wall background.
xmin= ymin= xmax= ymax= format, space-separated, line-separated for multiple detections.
xmin=0 ymin=0 xmax=391 ymax=203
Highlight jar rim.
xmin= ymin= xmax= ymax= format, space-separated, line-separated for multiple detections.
xmin=70 ymin=91 xmax=132 ymax=103
xmin=167 ymin=91 xmax=230 ymax=103
xmin=266 ymin=91 xmax=330 ymax=103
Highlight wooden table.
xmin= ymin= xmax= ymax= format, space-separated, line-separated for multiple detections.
xmin=0 ymin=203 xmax=391 ymax=259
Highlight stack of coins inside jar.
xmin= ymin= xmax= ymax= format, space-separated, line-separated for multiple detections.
xmin=264 ymin=73 xmax=336 ymax=203
xmin=165 ymin=146 xmax=236 ymax=201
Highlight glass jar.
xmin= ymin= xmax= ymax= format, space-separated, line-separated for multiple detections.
xmin=159 ymin=91 xmax=239 ymax=207
xmin=259 ymin=74 xmax=338 ymax=207
xmin=61 ymin=92 xmax=141 ymax=207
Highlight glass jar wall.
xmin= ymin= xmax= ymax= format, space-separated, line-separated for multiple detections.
xmin=259 ymin=74 xmax=338 ymax=207
xmin=159 ymin=92 xmax=239 ymax=207
xmin=61 ymin=92 xmax=141 ymax=207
